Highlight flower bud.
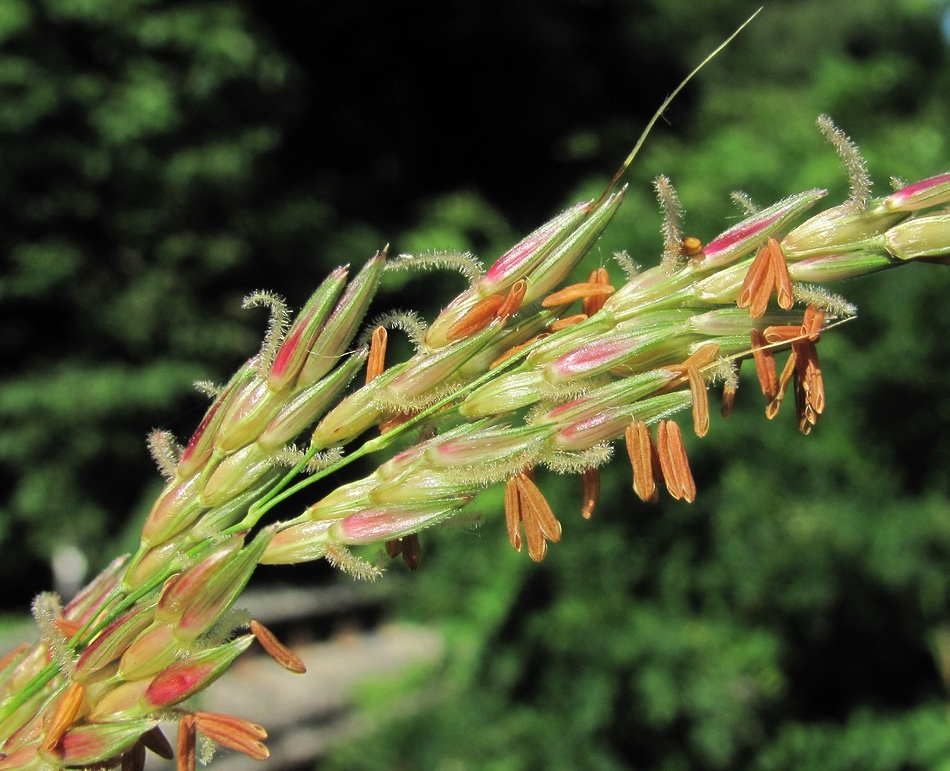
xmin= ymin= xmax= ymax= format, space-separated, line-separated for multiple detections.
xmin=176 ymin=363 xmax=255 ymax=479
xmin=306 ymin=476 xmax=378 ymax=520
xmin=54 ymin=720 xmax=156 ymax=766
xmin=480 ymin=202 xmax=590 ymax=294
xmin=258 ymin=351 xmax=365 ymax=449
xmin=368 ymin=467 xmax=469 ymax=507
xmin=185 ymin=473 xmax=277 ymax=538
xmin=787 ymin=251 xmax=896 ymax=283
xmin=424 ymin=424 xmax=546 ymax=470
xmin=884 ymin=171 xmax=950 ymax=212
xmin=309 ymin=379 xmax=386 ymax=449
xmin=268 ymin=265 xmax=349 ymax=390
xmin=86 ymin=679 xmax=152 ymax=723
xmin=329 ymin=503 xmax=463 ymax=545
xmin=542 ymin=326 xmax=683 ymax=384
xmin=550 ymin=391 xmax=691 ymax=451
xmin=163 ymin=532 xmax=272 ymax=644
xmin=519 ymin=189 xmax=626 ymax=305
xmin=140 ymin=474 xmax=205 ymax=547
xmin=424 ymin=202 xmax=593 ymax=349
xmin=782 ymin=205 xmax=905 ymax=257
xmin=118 ymin=621 xmax=180 ymax=681
xmin=259 ymin=519 xmax=334 ymax=565
xmin=199 ymin=445 xmax=274 ymax=507
xmin=76 ymin=604 xmax=156 ymax=676
xmin=885 ymin=214 xmax=950 ymax=261
xmin=383 ymin=322 xmax=501 ymax=404
xmin=460 ymin=369 xmax=547 ymax=418
xmin=214 ymin=377 xmax=285 ymax=454
xmin=121 ymin=534 xmax=188 ymax=591
xmin=539 ymin=371 xmax=678 ymax=448
xmin=144 ymin=636 xmax=254 ymax=710
xmin=298 ymin=250 xmax=386 ymax=385
xmin=699 ymin=189 xmax=826 ymax=268
xmin=61 ymin=555 xmax=128 ymax=627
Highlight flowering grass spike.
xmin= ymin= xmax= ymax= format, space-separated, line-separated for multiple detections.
xmin=1 ymin=53 xmax=949 ymax=769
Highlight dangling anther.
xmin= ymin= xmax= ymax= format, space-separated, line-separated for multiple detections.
xmin=763 ymin=325 xmax=803 ymax=344
xmin=177 ymin=714 xmax=196 ymax=771
xmin=122 ymin=738 xmax=146 ymax=771
xmin=750 ymin=329 xmax=778 ymax=402
xmin=655 ymin=420 xmax=697 ymax=502
xmin=504 ymin=471 xmax=562 ymax=562
xmin=792 ymin=339 xmax=824 ymax=431
xmin=687 ymin=365 xmax=710 ymax=438
xmin=580 ymin=468 xmax=600 ymax=519
xmin=738 ymin=243 xmax=774 ymax=318
xmin=802 ymin=305 xmax=825 ymax=341
xmin=668 ymin=343 xmax=718 ymax=438
xmin=386 ymin=534 xmax=421 ymax=570
xmin=768 ymin=238 xmax=795 ymax=310
xmin=767 ymin=348 xmax=798 ymax=420
xmin=625 ymin=420 xmax=661 ymax=502
xmin=140 ymin=726 xmax=174 ymax=760
xmin=739 ymin=238 xmax=794 ymax=317
xmin=194 ymin=711 xmax=269 ymax=761
xmin=250 ymin=619 xmax=306 ymax=674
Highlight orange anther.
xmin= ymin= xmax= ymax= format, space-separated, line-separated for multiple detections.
xmin=738 ymin=243 xmax=774 ymax=318
xmin=580 ymin=468 xmax=600 ymax=520
xmin=687 ymin=365 xmax=710 ymax=438
xmin=548 ymin=314 xmax=588 ymax=333
xmin=683 ymin=342 xmax=720 ymax=371
xmin=445 ymin=294 xmax=505 ymax=341
xmin=194 ymin=711 xmax=269 ymax=761
xmin=496 ymin=279 xmax=528 ymax=319
xmin=802 ymin=305 xmax=825 ymax=341
xmin=767 ymin=348 xmax=798 ymax=420
xmin=504 ymin=476 xmax=522 ymax=554
xmin=505 ymin=471 xmax=562 ymax=562
xmin=177 ymin=715 xmax=196 ymax=771
xmin=365 ymin=326 xmax=388 ymax=384
xmin=625 ymin=420 xmax=660 ymax=503
xmin=250 ymin=619 xmax=306 ymax=674
xmin=541 ymin=282 xmax=615 ymax=308
xmin=768 ymin=238 xmax=795 ymax=310
xmin=656 ymin=420 xmax=696 ymax=502
xmin=681 ymin=236 xmax=704 ymax=257
xmin=721 ymin=379 xmax=738 ymax=419
xmin=750 ymin=329 xmax=778 ymax=402
xmin=42 ymin=682 xmax=86 ymax=754
xmin=763 ymin=325 xmax=803 ymax=343
xmin=583 ymin=267 xmax=614 ymax=316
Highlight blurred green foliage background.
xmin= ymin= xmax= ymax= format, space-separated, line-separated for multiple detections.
xmin=3 ymin=0 xmax=950 ymax=768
